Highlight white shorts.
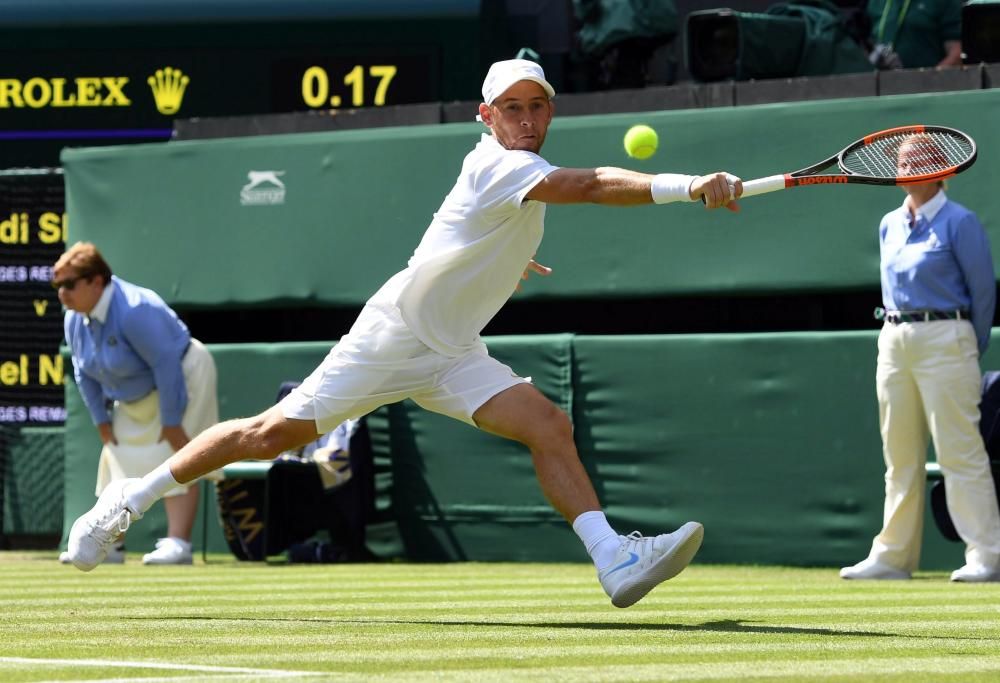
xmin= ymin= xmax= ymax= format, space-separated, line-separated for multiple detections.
xmin=280 ymin=303 xmax=528 ymax=433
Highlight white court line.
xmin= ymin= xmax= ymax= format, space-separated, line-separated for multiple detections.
xmin=0 ymin=656 xmax=324 ymax=678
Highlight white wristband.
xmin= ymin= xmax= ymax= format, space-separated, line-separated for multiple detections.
xmin=651 ymin=174 xmax=698 ymax=204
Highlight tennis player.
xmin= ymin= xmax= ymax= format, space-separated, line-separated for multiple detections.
xmin=68 ymin=59 xmax=743 ymax=607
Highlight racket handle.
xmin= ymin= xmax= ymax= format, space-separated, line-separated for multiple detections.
xmin=740 ymin=175 xmax=788 ymax=198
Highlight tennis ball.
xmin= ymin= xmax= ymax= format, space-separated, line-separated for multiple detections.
xmin=624 ymin=124 xmax=658 ymax=160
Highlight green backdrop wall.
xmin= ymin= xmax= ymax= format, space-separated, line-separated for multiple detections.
xmin=57 ymin=88 xmax=999 ymax=570
xmin=62 ymin=332 xmax=993 ymax=570
xmin=62 ymin=89 xmax=1000 ymax=307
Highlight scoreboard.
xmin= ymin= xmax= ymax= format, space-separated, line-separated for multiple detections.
xmin=0 ymin=171 xmax=66 ymax=426
xmin=1 ymin=50 xmax=442 ymax=166
xmin=0 ymin=1 xmax=507 ymax=166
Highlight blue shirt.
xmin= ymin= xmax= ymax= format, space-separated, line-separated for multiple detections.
xmin=65 ymin=275 xmax=191 ymax=426
xmin=879 ymin=190 xmax=996 ymax=353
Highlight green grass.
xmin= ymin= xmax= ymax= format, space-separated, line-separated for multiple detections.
xmin=1 ymin=551 xmax=999 ymax=681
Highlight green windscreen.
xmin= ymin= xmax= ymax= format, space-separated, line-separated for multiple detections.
xmin=61 ymin=332 xmax=994 ymax=570
xmin=62 ymin=89 xmax=1000 ymax=307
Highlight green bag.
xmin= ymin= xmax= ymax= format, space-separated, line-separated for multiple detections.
xmin=765 ymin=0 xmax=872 ymax=76
xmin=574 ymin=0 xmax=679 ymax=56
xmin=687 ymin=0 xmax=871 ymax=81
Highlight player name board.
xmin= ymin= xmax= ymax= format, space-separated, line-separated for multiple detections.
xmin=0 ymin=171 xmax=67 ymax=425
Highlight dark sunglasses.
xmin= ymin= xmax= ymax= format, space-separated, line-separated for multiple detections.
xmin=51 ymin=274 xmax=92 ymax=291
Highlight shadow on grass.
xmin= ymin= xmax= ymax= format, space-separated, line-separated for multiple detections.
xmin=139 ymin=616 xmax=970 ymax=640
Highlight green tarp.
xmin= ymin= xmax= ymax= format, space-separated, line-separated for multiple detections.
xmin=62 ymin=89 xmax=1000 ymax=307
xmin=62 ymin=332 xmax=995 ymax=568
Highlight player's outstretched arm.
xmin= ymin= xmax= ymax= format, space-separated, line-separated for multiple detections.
xmin=527 ymin=167 xmax=741 ymax=211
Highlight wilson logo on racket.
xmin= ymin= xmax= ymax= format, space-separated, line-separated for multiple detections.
xmin=792 ymin=176 xmax=849 ymax=185
xmin=740 ymin=125 xmax=977 ymax=198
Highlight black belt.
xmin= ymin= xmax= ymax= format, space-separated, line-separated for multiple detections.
xmin=874 ymin=307 xmax=968 ymax=324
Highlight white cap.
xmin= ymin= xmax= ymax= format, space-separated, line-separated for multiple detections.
xmin=481 ymin=59 xmax=555 ymax=105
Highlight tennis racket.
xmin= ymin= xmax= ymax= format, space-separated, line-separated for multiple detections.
xmin=740 ymin=125 xmax=977 ymax=198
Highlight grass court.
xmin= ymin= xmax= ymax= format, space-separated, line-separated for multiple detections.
xmin=1 ymin=552 xmax=999 ymax=681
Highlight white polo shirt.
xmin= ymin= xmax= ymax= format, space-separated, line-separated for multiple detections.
xmin=372 ymin=133 xmax=559 ymax=357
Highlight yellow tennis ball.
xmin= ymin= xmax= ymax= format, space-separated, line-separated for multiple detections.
xmin=624 ymin=124 xmax=658 ymax=160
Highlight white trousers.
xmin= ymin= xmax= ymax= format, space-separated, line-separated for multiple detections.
xmin=870 ymin=319 xmax=1000 ymax=571
xmin=96 ymin=339 xmax=221 ymax=497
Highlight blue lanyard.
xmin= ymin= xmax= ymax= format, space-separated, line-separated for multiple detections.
xmin=877 ymin=0 xmax=913 ymax=47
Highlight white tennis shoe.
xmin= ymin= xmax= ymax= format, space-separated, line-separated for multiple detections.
xmin=67 ymin=478 xmax=143 ymax=572
xmin=839 ymin=558 xmax=911 ymax=580
xmin=598 ymin=522 xmax=704 ymax=608
xmin=59 ymin=543 xmax=125 ymax=565
xmin=950 ymin=563 xmax=1000 ymax=582
xmin=142 ymin=537 xmax=193 ymax=565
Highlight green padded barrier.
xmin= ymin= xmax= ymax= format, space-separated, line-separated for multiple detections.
xmin=3 ymin=426 xmax=63 ymax=536
xmin=572 ymin=332 xmax=883 ymax=567
xmin=60 ymin=332 xmax=1000 ymax=566
xmin=62 ymin=89 xmax=1000 ymax=307
xmin=572 ymin=331 xmax=1000 ymax=571
xmin=375 ymin=334 xmax=576 ymax=562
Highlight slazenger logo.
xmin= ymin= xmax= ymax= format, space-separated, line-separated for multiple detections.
xmin=240 ymin=171 xmax=286 ymax=206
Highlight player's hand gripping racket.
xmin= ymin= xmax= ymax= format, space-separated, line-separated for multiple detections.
xmin=740 ymin=125 xmax=977 ymax=198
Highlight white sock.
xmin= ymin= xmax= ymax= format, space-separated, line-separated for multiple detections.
xmin=572 ymin=510 xmax=622 ymax=571
xmin=126 ymin=462 xmax=181 ymax=514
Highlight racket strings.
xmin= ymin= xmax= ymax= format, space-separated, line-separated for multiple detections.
xmin=842 ymin=130 xmax=972 ymax=179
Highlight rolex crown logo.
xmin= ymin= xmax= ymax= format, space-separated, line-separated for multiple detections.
xmin=147 ymin=66 xmax=190 ymax=115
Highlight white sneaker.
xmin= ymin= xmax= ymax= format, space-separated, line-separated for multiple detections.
xmin=67 ymin=478 xmax=143 ymax=572
xmin=839 ymin=558 xmax=911 ymax=580
xmin=950 ymin=564 xmax=1000 ymax=582
xmin=60 ymin=544 xmax=125 ymax=565
xmin=142 ymin=537 xmax=193 ymax=565
xmin=598 ymin=522 xmax=704 ymax=608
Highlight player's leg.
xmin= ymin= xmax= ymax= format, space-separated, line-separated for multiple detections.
xmin=473 ymin=382 xmax=597 ymax=520
xmin=472 ymin=383 xmax=703 ymax=607
xmin=67 ymin=405 xmax=320 ymax=571
xmin=171 ymin=406 xmax=319 ymax=483
xmin=415 ymin=353 xmax=703 ymax=607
